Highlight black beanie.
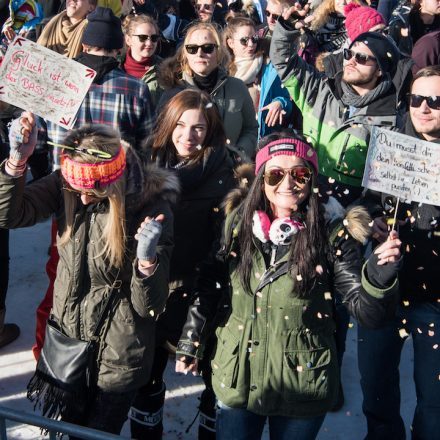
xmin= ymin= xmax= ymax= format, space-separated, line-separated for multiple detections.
xmin=350 ymin=32 xmax=400 ymax=77
xmin=82 ymin=7 xmax=124 ymax=50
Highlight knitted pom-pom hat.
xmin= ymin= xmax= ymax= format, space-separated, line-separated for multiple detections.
xmin=344 ymin=3 xmax=385 ymax=42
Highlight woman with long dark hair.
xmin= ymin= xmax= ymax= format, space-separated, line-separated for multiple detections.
xmin=175 ymin=131 xmax=402 ymax=439
xmin=130 ymin=89 xmax=235 ymax=440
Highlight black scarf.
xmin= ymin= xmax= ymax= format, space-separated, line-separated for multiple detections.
xmin=192 ymin=68 xmax=219 ymax=94
xmin=75 ymin=53 xmax=120 ymax=82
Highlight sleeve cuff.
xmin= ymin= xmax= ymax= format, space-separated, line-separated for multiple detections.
xmin=361 ymin=261 xmax=399 ymax=299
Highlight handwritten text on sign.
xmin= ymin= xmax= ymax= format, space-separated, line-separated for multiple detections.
xmin=362 ymin=127 xmax=440 ymax=205
xmin=0 ymin=37 xmax=95 ymax=129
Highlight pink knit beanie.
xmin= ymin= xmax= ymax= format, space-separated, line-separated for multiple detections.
xmin=344 ymin=3 xmax=385 ymax=42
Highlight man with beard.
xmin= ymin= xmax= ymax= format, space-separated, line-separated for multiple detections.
xmin=270 ymin=5 xmax=407 ymax=207
xmin=359 ymin=65 xmax=440 ymax=440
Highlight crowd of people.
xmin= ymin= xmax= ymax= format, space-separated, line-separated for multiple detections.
xmin=0 ymin=0 xmax=439 ymax=439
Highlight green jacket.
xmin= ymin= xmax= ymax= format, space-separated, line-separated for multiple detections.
xmin=269 ymin=21 xmax=404 ymax=187
xmin=177 ymin=202 xmax=399 ymax=417
xmin=0 ymin=146 xmax=180 ymax=392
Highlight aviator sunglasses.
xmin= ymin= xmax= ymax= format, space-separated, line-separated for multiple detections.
xmin=265 ymin=10 xmax=280 ymax=21
xmin=196 ymin=3 xmax=214 ymax=10
xmin=185 ymin=43 xmax=218 ymax=54
xmin=238 ymin=35 xmax=259 ymax=46
xmin=133 ymin=34 xmax=160 ymax=43
xmin=409 ymin=94 xmax=440 ymax=110
xmin=264 ymin=166 xmax=312 ymax=186
xmin=343 ymin=48 xmax=376 ymax=65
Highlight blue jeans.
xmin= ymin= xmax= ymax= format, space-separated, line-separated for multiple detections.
xmin=358 ymin=302 xmax=440 ymax=440
xmin=216 ymin=401 xmax=325 ymax=440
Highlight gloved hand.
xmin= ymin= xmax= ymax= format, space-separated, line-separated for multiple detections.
xmin=366 ymin=230 xmax=402 ymax=288
xmin=136 ymin=214 xmax=164 ymax=263
xmin=8 ymin=112 xmax=37 ymax=163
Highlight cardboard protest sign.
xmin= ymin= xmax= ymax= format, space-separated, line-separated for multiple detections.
xmin=0 ymin=37 xmax=96 ymax=129
xmin=362 ymin=127 xmax=440 ymax=206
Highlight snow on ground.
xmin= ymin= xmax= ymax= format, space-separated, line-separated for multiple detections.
xmin=0 ymin=219 xmax=416 ymax=439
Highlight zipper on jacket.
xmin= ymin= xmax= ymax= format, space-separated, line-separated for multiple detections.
xmin=269 ymin=244 xmax=277 ymax=267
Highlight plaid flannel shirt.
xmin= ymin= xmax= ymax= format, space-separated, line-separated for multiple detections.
xmin=37 ymin=67 xmax=154 ymax=170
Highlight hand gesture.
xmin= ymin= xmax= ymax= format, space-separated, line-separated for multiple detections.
xmin=136 ymin=214 xmax=164 ymax=265
xmin=8 ymin=112 xmax=37 ymax=164
xmin=3 ymin=26 xmax=16 ymax=41
xmin=374 ymin=230 xmax=401 ymax=265
xmin=176 ymin=356 xmax=199 ymax=376
xmin=282 ymin=2 xmax=310 ymax=29
xmin=261 ymin=101 xmax=286 ymax=127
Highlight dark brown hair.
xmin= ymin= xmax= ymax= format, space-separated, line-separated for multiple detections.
xmin=235 ymin=130 xmax=328 ymax=297
xmin=151 ymin=89 xmax=226 ymax=163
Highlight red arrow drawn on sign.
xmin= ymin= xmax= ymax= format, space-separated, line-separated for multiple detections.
xmin=85 ymin=69 xmax=96 ymax=78
xmin=59 ymin=117 xmax=71 ymax=127
xmin=13 ymin=37 xmax=26 ymax=46
xmin=0 ymin=86 xmax=4 ymax=95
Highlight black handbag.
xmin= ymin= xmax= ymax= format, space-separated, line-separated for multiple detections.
xmin=27 ymin=274 xmax=122 ymax=421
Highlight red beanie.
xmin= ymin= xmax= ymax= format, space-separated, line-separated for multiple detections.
xmin=344 ymin=3 xmax=385 ymax=42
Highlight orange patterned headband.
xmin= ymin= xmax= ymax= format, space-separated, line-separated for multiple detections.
xmin=60 ymin=147 xmax=126 ymax=190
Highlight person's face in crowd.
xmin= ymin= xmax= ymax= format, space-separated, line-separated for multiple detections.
xmin=266 ymin=0 xmax=284 ymax=32
xmin=64 ymin=183 xmax=106 ymax=205
xmin=185 ymin=29 xmax=219 ymax=76
xmin=420 ymin=0 xmax=440 ymax=15
xmin=410 ymin=76 xmax=440 ymax=141
xmin=125 ymin=23 xmax=159 ymax=61
xmin=195 ymin=0 xmax=215 ymax=22
xmin=172 ymin=108 xmax=208 ymax=157
xmin=66 ymin=0 xmax=94 ymax=22
xmin=227 ymin=25 xmax=258 ymax=58
xmin=342 ymin=42 xmax=381 ymax=89
xmin=264 ymin=155 xmax=311 ymax=219
xmin=334 ymin=0 xmax=348 ymax=15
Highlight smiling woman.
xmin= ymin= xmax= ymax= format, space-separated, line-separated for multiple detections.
xmin=130 ymin=89 xmax=236 ymax=439
xmin=175 ymin=130 xmax=403 ymax=440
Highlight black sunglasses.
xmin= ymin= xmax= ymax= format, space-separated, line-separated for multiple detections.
xmin=238 ymin=35 xmax=259 ymax=46
xmin=264 ymin=166 xmax=312 ymax=186
xmin=196 ymin=3 xmax=214 ymax=11
xmin=343 ymin=48 xmax=376 ymax=65
xmin=265 ymin=10 xmax=280 ymax=21
xmin=185 ymin=43 xmax=218 ymax=54
xmin=409 ymin=94 xmax=440 ymax=110
xmin=133 ymin=34 xmax=160 ymax=43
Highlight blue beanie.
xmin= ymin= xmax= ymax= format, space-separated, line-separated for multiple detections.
xmin=82 ymin=7 xmax=124 ymax=50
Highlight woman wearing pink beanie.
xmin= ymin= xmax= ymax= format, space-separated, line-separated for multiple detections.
xmin=344 ymin=3 xmax=386 ymax=42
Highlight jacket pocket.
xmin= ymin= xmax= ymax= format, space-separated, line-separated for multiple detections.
xmin=282 ymin=346 xmax=331 ymax=402
xmin=211 ymin=325 xmax=240 ymax=388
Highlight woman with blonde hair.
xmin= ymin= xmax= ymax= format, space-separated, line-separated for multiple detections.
xmin=223 ymin=16 xmax=293 ymax=138
xmin=121 ymin=13 xmax=164 ymax=107
xmin=0 ymin=114 xmax=178 ymax=435
xmin=130 ymin=89 xmax=235 ymax=440
xmin=159 ymin=21 xmax=258 ymax=162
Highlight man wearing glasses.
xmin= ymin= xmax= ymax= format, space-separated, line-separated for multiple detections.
xmin=360 ymin=65 xmax=440 ymax=440
xmin=270 ymin=4 xmax=405 ymax=207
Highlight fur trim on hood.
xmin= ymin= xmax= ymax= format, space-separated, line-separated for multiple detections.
xmin=223 ymin=163 xmax=255 ymax=215
xmin=123 ymin=141 xmax=180 ymax=214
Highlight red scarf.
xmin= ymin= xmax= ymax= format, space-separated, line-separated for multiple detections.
xmin=123 ymin=48 xmax=152 ymax=79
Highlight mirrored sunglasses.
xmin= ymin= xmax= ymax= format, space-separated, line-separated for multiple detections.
xmin=264 ymin=166 xmax=312 ymax=186
xmin=185 ymin=43 xmax=217 ymax=54
xmin=409 ymin=94 xmax=440 ymax=110
xmin=239 ymin=35 xmax=259 ymax=46
xmin=343 ymin=48 xmax=376 ymax=65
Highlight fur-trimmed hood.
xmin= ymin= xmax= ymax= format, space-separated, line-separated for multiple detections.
xmin=222 ymin=163 xmax=371 ymax=244
xmin=123 ymin=141 xmax=180 ymax=214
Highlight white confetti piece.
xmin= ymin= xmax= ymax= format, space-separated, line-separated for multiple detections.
xmin=399 ymin=328 xmax=409 ymax=338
